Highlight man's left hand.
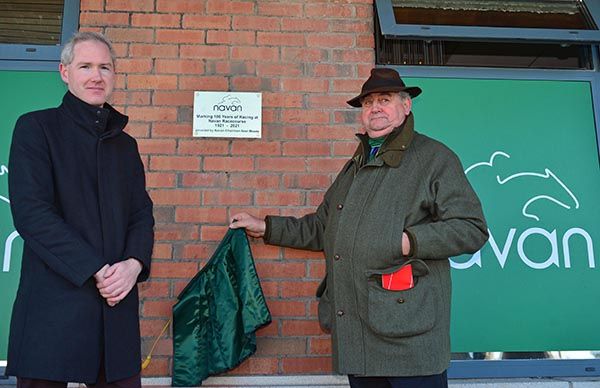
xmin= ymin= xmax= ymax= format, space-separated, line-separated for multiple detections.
xmin=96 ymin=258 xmax=143 ymax=307
xmin=402 ymin=232 xmax=411 ymax=256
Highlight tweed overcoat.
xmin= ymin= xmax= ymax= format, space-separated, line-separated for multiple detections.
xmin=5 ymin=92 xmax=154 ymax=383
xmin=265 ymin=113 xmax=488 ymax=376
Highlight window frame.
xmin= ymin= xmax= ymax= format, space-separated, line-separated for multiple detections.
xmin=0 ymin=0 xmax=80 ymax=71
xmin=450 ymin=358 xmax=600 ymax=379
xmin=377 ymin=0 xmax=600 ymax=44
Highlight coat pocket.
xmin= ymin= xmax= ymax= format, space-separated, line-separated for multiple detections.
xmin=365 ymin=260 xmax=437 ymax=338
xmin=316 ymin=275 xmax=332 ymax=333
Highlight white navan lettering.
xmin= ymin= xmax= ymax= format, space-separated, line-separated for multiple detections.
xmin=452 ymin=227 xmax=595 ymax=270
xmin=0 ymin=164 xmax=21 ymax=273
xmin=563 ymin=228 xmax=595 ymax=268
xmin=452 ymin=151 xmax=594 ymax=270
xmin=3 ymin=231 xmax=19 ymax=272
xmin=0 ymin=164 xmax=8 ymax=204
xmin=213 ymin=95 xmax=242 ymax=112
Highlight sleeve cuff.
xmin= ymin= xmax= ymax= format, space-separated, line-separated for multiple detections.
xmin=263 ymin=216 xmax=272 ymax=243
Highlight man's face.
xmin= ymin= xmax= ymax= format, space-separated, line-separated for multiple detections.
xmin=361 ymin=92 xmax=412 ymax=138
xmin=59 ymin=40 xmax=115 ymax=107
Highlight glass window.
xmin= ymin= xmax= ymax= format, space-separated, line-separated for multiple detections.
xmin=0 ymin=0 xmax=79 ymax=70
xmin=375 ymin=37 xmax=594 ymax=69
xmin=391 ymin=0 xmax=597 ymax=30
xmin=0 ymin=0 xmax=65 ymax=45
xmin=376 ymin=0 xmax=600 ymax=68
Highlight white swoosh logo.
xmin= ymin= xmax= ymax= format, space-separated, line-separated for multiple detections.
xmin=465 ymin=152 xmax=579 ymax=222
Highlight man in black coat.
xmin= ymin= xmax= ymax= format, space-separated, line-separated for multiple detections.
xmin=5 ymin=32 xmax=154 ymax=387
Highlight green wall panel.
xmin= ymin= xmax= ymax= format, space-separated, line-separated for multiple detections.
xmin=408 ymin=77 xmax=600 ymax=352
xmin=0 ymin=71 xmax=65 ymax=360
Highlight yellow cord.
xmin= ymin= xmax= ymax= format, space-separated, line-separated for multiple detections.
xmin=141 ymin=318 xmax=172 ymax=370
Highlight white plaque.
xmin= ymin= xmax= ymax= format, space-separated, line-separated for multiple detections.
xmin=193 ymin=91 xmax=262 ymax=138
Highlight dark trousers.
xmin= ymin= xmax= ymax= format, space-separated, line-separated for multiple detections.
xmin=16 ymin=366 xmax=140 ymax=388
xmin=348 ymin=370 xmax=448 ymax=388
xmin=17 ymin=374 xmax=140 ymax=388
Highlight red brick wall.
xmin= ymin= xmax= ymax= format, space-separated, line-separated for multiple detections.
xmin=80 ymin=0 xmax=374 ymax=378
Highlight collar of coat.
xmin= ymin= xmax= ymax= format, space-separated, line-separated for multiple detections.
xmin=352 ymin=112 xmax=416 ymax=168
xmin=60 ymin=91 xmax=129 ymax=140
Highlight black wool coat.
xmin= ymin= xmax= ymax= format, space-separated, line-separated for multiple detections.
xmin=5 ymin=91 xmax=154 ymax=383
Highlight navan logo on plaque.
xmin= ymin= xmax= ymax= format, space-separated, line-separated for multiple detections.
xmin=193 ymin=92 xmax=262 ymax=139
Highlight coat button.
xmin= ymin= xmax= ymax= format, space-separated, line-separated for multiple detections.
xmin=334 ymin=254 xmax=340 ymax=261
xmin=336 ymin=310 xmax=344 ymax=317
xmin=337 ymin=204 xmax=343 ymax=210
xmin=397 ymin=298 xmax=405 ymax=304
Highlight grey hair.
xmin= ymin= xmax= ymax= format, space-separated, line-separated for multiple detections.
xmin=60 ymin=31 xmax=116 ymax=66
xmin=398 ymin=91 xmax=411 ymax=100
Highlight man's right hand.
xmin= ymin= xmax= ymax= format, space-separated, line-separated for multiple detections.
xmin=94 ymin=264 xmax=110 ymax=283
xmin=229 ymin=212 xmax=266 ymax=238
xmin=96 ymin=258 xmax=142 ymax=307
xmin=94 ymin=264 xmax=118 ymax=306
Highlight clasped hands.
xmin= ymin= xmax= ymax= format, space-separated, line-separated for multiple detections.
xmin=94 ymin=258 xmax=142 ymax=307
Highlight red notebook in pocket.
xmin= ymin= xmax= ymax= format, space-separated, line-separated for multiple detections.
xmin=381 ymin=264 xmax=414 ymax=291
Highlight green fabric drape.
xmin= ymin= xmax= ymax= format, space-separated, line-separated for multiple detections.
xmin=172 ymin=228 xmax=271 ymax=387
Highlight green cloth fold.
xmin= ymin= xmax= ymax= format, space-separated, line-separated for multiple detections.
xmin=172 ymin=228 xmax=271 ymax=387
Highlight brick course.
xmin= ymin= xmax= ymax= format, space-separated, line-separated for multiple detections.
xmin=80 ymin=0 xmax=373 ymax=378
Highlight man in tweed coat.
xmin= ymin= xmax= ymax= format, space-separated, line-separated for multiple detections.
xmin=230 ymin=68 xmax=488 ymax=388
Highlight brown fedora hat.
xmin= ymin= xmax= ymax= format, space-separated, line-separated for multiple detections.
xmin=347 ymin=68 xmax=422 ymax=107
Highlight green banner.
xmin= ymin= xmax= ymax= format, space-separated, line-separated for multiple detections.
xmin=408 ymin=77 xmax=600 ymax=352
xmin=0 ymin=71 xmax=65 ymax=360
